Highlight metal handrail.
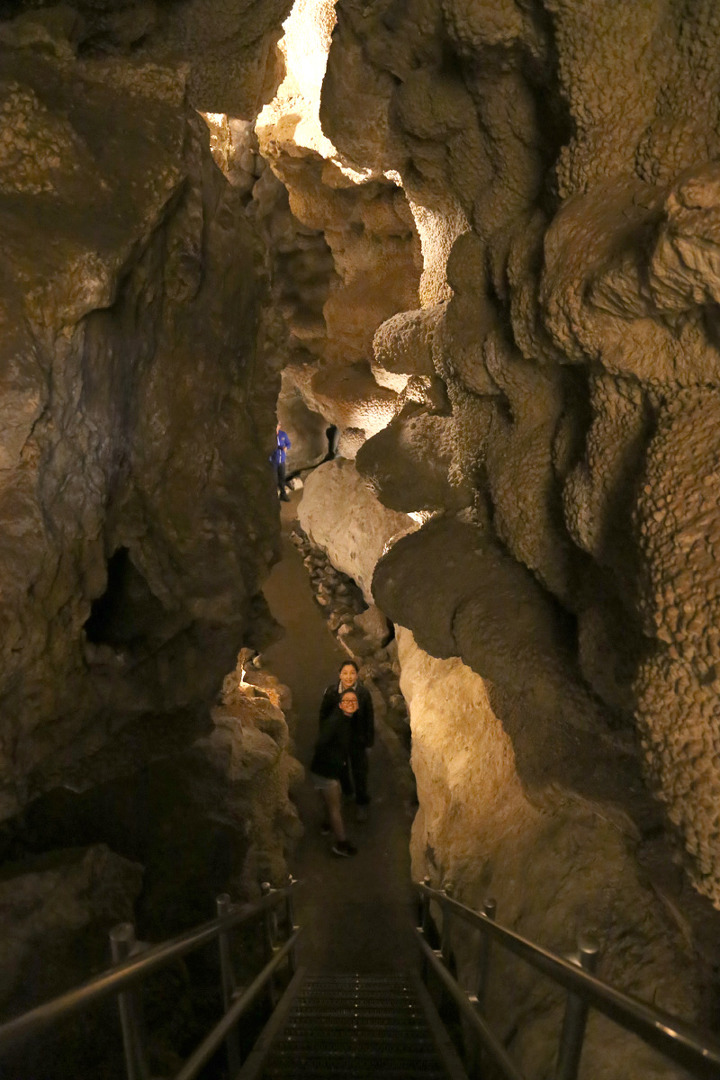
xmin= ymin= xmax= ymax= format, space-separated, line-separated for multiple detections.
xmin=416 ymin=933 xmax=525 ymax=1080
xmin=174 ymin=929 xmax=300 ymax=1080
xmin=0 ymin=879 xmax=300 ymax=1077
xmin=416 ymin=881 xmax=720 ymax=1080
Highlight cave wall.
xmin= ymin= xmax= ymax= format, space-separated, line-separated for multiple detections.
xmin=397 ymin=626 xmax=704 ymax=1079
xmin=314 ymin=0 xmax=720 ymax=914
xmin=3 ymin=0 xmax=720 ymax=1071
xmin=0 ymin=4 xmax=291 ymax=816
xmin=285 ymin=0 xmax=720 ymax=1068
xmin=0 ymin=3 xmax=310 ymax=1034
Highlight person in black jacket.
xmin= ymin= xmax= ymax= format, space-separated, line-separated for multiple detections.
xmin=310 ymin=689 xmax=359 ymax=857
xmin=318 ymin=660 xmax=374 ymax=820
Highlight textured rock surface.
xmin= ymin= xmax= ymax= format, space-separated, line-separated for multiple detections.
xmin=266 ymin=0 xmax=720 ymax=1057
xmin=0 ymin=34 xmax=281 ymax=818
xmin=0 ymin=844 xmax=143 ymax=1075
xmin=209 ymin=660 xmax=304 ymax=892
xmin=399 ymin=628 xmax=704 ymax=1079
xmin=0 ymin=651 xmax=302 ymax=1080
xmin=0 ymin=844 xmax=142 ymax=1019
xmin=297 ymin=458 xmax=413 ymax=601
xmin=7 ymin=653 xmax=302 ymax=933
xmin=313 ymin=0 xmax=720 ymax=926
xmin=254 ymin=0 xmax=422 ymax=460
xmin=633 ymin=394 xmax=720 ymax=904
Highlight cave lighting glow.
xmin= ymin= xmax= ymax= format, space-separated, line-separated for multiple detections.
xmin=257 ymin=0 xmax=371 ymax=182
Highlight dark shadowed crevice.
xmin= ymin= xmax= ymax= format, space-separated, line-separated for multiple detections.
xmin=84 ymin=547 xmax=166 ymax=647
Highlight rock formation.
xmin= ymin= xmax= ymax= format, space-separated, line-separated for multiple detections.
xmin=281 ymin=0 xmax=720 ymax=1067
xmin=0 ymin=0 xmax=301 ymax=1044
xmin=3 ymin=0 xmax=720 ymax=1074
xmin=0 ymin=12 xmax=287 ymax=818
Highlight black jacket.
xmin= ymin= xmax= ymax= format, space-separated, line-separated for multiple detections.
xmin=310 ymin=706 xmax=352 ymax=779
xmin=318 ymin=680 xmax=374 ymax=748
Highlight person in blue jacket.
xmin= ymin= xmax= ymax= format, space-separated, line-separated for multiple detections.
xmin=270 ymin=423 xmax=291 ymax=501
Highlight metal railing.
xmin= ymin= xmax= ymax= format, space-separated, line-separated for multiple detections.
xmin=415 ymin=879 xmax=720 ymax=1080
xmin=0 ymin=878 xmax=300 ymax=1080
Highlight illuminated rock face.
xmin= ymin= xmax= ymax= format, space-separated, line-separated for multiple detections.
xmin=4 ymin=1 xmax=720 ymax=1060
xmin=272 ymin=0 xmax=720 ymax=1055
xmin=0 ymin=21 xmax=283 ymax=818
xmin=399 ymin=629 xmax=703 ymax=1078
xmin=298 ymin=458 xmax=412 ymax=602
xmin=311 ymin=0 xmax=720 ymax=921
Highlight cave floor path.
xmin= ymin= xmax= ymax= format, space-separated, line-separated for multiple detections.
xmin=261 ymin=492 xmax=418 ymax=974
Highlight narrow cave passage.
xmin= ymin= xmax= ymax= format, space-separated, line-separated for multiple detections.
xmin=261 ymin=492 xmax=418 ymax=973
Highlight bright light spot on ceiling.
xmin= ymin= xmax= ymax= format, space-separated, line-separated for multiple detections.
xmin=257 ymin=0 xmax=372 ymax=183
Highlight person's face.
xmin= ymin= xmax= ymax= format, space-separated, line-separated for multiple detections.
xmin=339 ymin=693 xmax=358 ymax=715
xmin=339 ymin=665 xmax=357 ymax=689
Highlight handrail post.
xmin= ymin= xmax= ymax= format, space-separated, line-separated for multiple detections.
xmin=555 ymin=933 xmax=601 ymax=1080
xmin=419 ymin=877 xmax=433 ymax=982
xmin=466 ymin=898 xmax=497 ymax=1080
xmin=109 ymin=923 xmax=149 ymax=1080
xmin=260 ymin=883 xmax=279 ymax=1008
xmin=420 ymin=878 xmax=433 ymax=937
xmin=476 ymin=897 xmax=496 ymax=1012
xmin=285 ymin=876 xmax=297 ymax=976
xmin=440 ymin=882 xmax=454 ymax=969
xmin=216 ymin=894 xmax=242 ymax=1076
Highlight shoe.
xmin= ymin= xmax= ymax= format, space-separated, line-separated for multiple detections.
xmin=320 ymin=823 xmax=331 ymax=836
xmin=331 ymin=840 xmax=358 ymax=857
xmin=356 ymin=806 xmax=368 ymax=822
xmin=280 ymin=492 xmax=291 ymax=502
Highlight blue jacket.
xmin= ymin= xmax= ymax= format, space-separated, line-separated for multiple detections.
xmin=270 ymin=429 xmax=290 ymax=466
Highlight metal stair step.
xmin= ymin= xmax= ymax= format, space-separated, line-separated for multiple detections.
xmin=281 ymin=1022 xmax=432 ymax=1033
xmin=263 ymin=1064 xmax=448 ymax=1079
xmin=264 ymin=1069 xmax=448 ymax=1077
xmin=268 ymin=1049 xmax=445 ymax=1062
xmin=278 ymin=1035 xmax=438 ymax=1049
xmin=285 ymin=1008 xmax=424 ymax=1016
xmin=235 ymin=971 xmax=469 ymax=1080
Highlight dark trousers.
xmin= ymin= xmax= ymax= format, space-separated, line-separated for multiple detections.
xmin=340 ymin=742 xmax=370 ymax=805
xmin=274 ymin=462 xmax=288 ymax=496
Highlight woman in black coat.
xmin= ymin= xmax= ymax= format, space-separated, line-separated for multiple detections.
xmin=310 ymin=689 xmax=359 ymax=857
xmin=318 ymin=660 xmax=374 ymax=817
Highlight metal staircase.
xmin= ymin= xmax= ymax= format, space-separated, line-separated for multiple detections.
xmin=236 ymin=971 xmax=468 ymax=1080
xmin=1 ymin=877 xmax=719 ymax=1080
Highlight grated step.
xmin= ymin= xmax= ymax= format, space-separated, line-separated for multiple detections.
xmin=244 ymin=972 xmax=469 ymax=1080
xmin=263 ymin=1062 xmax=448 ymax=1080
xmin=277 ymin=1037 xmax=438 ymax=1051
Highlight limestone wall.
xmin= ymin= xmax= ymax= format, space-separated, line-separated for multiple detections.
xmin=313 ymin=0 xmax=720 ymax=927
xmin=0 ymin=10 xmax=284 ymax=817
xmin=3 ymin=0 xmax=720 ymax=1071
xmin=0 ymin=5 xmax=303 ymax=1043
xmin=284 ymin=0 xmax=720 ymax=1052
xmin=299 ymin=454 xmax=713 ymax=1077
xmin=399 ymin=627 xmax=702 ymax=1080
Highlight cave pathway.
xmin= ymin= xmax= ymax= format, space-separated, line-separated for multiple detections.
xmin=261 ymin=491 xmax=418 ymax=973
